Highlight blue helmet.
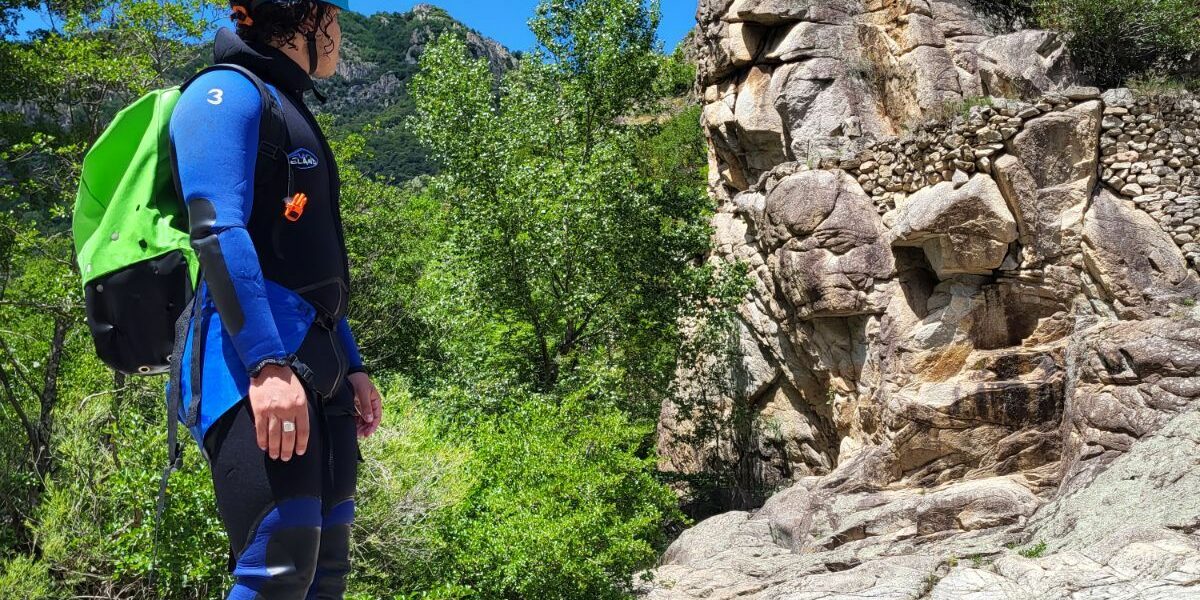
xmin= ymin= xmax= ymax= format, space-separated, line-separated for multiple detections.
xmin=249 ymin=0 xmax=352 ymax=11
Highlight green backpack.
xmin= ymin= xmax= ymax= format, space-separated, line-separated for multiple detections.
xmin=73 ymin=64 xmax=288 ymax=376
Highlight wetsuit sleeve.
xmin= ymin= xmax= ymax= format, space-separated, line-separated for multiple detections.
xmin=337 ymin=317 xmax=366 ymax=374
xmin=170 ymin=70 xmax=288 ymax=377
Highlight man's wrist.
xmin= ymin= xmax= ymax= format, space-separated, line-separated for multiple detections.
xmin=248 ymin=355 xmax=291 ymax=379
xmin=251 ymin=363 xmax=292 ymax=384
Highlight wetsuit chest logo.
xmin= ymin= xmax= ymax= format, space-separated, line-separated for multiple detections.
xmin=288 ymin=148 xmax=319 ymax=170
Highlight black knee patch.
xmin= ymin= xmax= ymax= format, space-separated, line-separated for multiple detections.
xmin=230 ymin=497 xmax=322 ymax=598
xmin=309 ymin=499 xmax=354 ymax=599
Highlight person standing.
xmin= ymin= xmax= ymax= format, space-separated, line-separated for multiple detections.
xmin=169 ymin=1 xmax=382 ymax=597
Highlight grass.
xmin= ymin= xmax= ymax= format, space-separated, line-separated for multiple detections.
xmin=759 ymin=416 xmax=784 ymax=442
xmin=1128 ymin=72 xmax=1200 ymax=96
xmin=1019 ymin=541 xmax=1047 ymax=558
xmin=950 ymin=96 xmax=995 ymax=120
xmin=846 ymin=56 xmax=880 ymax=87
xmin=922 ymin=572 xmax=941 ymax=593
xmin=907 ymin=95 xmax=995 ymax=131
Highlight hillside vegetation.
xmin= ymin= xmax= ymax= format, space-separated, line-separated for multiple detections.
xmin=323 ymin=5 xmax=518 ymax=180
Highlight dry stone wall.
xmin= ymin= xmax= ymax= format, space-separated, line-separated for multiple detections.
xmin=837 ymin=88 xmax=1200 ymax=269
xmin=1100 ymin=92 xmax=1200 ymax=265
xmin=645 ymin=1 xmax=1200 ymax=598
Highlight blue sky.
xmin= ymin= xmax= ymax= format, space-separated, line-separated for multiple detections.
xmin=18 ymin=1 xmax=698 ymax=52
xmin=372 ymin=1 xmax=696 ymax=52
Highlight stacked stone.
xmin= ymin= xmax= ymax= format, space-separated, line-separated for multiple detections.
xmin=844 ymin=92 xmax=1085 ymax=215
xmin=833 ymin=87 xmax=1200 ymax=266
xmin=1100 ymin=90 xmax=1200 ymax=266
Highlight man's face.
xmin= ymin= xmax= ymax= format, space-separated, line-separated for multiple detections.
xmin=312 ymin=5 xmax=341 ymax=79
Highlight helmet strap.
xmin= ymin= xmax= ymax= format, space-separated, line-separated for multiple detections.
xmin=305 ymin=2 xmax=327 ymax=75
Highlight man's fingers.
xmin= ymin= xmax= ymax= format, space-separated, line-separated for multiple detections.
xmin=280 ymin=414 xmax=297 ymax=462
xmin=254 ymin=407 xmax=269 ymax=451
xmin=295 ymin=408 xmax=311 ymax=457
xmin=371 ymin=391 xmax=382 ymax=423
xmin=268 ymin=414 xmax=282 ymax=460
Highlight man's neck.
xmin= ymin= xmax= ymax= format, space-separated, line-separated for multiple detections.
xmin=275 ymin=34 xmax=312 ymax=74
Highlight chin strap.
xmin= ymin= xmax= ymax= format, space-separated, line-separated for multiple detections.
xmin=306 ymin=3 xmax=327 ymax=75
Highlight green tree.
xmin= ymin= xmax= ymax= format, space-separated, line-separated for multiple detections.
xmin=411 ymin=0 xmax=713 ymax=420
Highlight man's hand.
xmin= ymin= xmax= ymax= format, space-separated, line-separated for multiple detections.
xmin=249 ymin=364 xmax=310 ymax=461
xmin=349 ymin=372 xmax=383 ymax=439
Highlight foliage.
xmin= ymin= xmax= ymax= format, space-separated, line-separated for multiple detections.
xmin=966 ymin=0 xmax=1200 ymax=86
xmin=349 ymin=378 xmax=473 ymax=598
xmin=330 ymin=121 xmax=450 ymax=376
xmin=635 ymin=104 xmax=706 ymax=191
xmin=0 ymin=555 xmax=57 ymax=600
xmin=1127 ymin=71 xmax=1200 ymax=96
xmin=435 ymin=397 xmax=681 ymax=600
xmin=653 ymin=45 xmax=696 ymax=99
xmin=966 ymin=0 xmax=1035 ymax=31
xmin=1032 ymin=0 xmax=1200 ymax=87
xmin=411 ymin=23 xmax=713 ymax=421
xmin=325 ymin=9 xmax=516 ymax=181
xmin=1019 ymin=541 xmax=1048 ymax=558
xmin=398 ymin=0 xmax=718 ymax=595
xmin=35 ymin=376 xmax=228 ymax=599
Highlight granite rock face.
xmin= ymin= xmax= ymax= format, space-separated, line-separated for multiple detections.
xmin=648 ymin=0 xmax=1200 ymax=597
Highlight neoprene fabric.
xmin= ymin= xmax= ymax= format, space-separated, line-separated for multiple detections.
xmin=73 ymin=88 xmax=198 ymax=288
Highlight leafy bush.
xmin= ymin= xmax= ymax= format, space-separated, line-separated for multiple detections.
xmin=349 ymin=379 xmax=473 ymax=598
xmin=967 ymin=0 xmax=1035 ymax=31
xmin=34 ymin=375 xmax=228 ymax=599
xmin=1033 ymin=0 xmax=1200 ymax=87
xmin=435 ymin=397 xmax=682 ymax=599
xmin=0 ymin=555 xmax=57 ymax=600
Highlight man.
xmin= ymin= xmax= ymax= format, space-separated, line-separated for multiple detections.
xmin=169 ymin=1 xmax=381 ymax=597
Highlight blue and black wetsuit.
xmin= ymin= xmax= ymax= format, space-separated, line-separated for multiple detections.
xmin=170 ymin=28 xmax=361 ymax=599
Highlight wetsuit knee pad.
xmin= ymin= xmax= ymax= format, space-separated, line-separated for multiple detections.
xmin=229 ymin=496 xmax=322 ymax=600
xmin=307 ymin=499 xmax=354 ymax=600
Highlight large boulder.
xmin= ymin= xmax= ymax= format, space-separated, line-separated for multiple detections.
xmin=977 ymin=30 xmax=1076 ymax=98
xmin=890 ymin=174 xmax=1018 ymax=278
xmin=760 ymin=170 xmax=895 ymax=318
xmin=1081 ymin=189 xmax=1200 ymax=319
xmin=994 ymin=100 xmax=1102 ymax=265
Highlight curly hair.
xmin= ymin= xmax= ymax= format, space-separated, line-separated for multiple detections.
xmin=229 ymin=0 xmax=337 ymax=53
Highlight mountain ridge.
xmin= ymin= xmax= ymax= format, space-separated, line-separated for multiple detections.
xmin=321 ymin=5 xmax=518 ymax=180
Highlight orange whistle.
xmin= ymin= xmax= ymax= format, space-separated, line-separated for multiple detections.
xmin=284 ymin=193 xmax=308 ymax=222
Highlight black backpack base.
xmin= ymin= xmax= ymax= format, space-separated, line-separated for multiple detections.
xmin=85 ymin=250 xmax=194 ymax=375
